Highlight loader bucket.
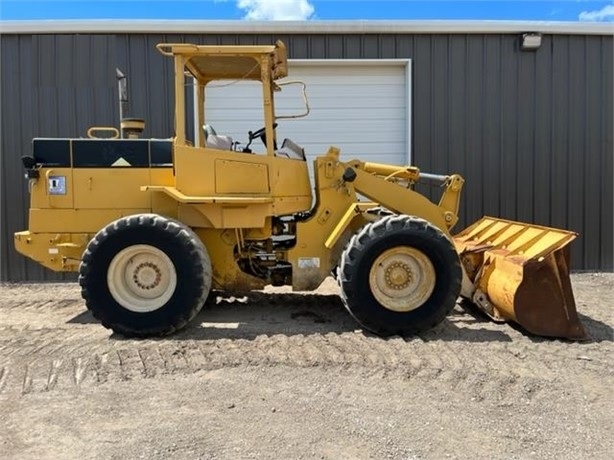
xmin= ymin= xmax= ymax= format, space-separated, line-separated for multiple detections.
xmin=453 ymin=217 xmax=586 ymax=340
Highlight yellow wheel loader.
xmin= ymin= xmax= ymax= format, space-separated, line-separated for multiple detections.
xmin=14 ymin=41 xmax=586 ymax=340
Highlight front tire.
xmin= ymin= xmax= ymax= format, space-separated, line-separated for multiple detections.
xmin=338 ymin=215 xmax=461 ymax=337
xmin=79 ymin=214 xmax=212 ymax=337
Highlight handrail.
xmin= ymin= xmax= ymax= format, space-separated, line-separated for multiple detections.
xmin=87 ymin=126 xmax=120 ymax=139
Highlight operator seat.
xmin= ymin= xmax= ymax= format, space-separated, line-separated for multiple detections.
xmin=204 ymin=124 xmax=234 ymax=151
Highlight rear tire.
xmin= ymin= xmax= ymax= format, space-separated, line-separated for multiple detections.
xmin=79 ymin=214 xmax=212 ymax=337
xmin=338 ymin=215 xmax=461 ymax=337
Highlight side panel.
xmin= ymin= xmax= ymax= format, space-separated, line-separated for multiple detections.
xmin=174 ymin=144 xmax=312 ymax=220
xmin=214 ymin=159 xmax=270 ymax=194
xmin=30 ymin=167 xmax=75 ymax=210
xmin=72 ymin=169 xmax=152 ymax=210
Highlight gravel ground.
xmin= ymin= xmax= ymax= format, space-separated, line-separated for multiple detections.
xmin=0 ymin=273 xmax=612 ymax=460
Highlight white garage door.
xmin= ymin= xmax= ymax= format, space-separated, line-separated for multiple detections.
xmin=202 ymin=60 xmax=411 ymax=167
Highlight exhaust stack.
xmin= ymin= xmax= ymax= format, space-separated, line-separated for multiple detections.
xmin=116 ymin=68 xmax=145 ymax=139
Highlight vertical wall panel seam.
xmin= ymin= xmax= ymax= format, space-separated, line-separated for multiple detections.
xmin=515 ymin=41 xmax=520 ymax=220
xmin=531 ymin=50 xmax=537 ymax=223
xmin=464 ymin=34 xmax=470 ymax=223
xmin=586 ymin=34 xmax=591 ymax=266
xmin=480 ymin=35 xmax=486 ymax=215
xmin=603 ymin=34 xmax=610 ymax=269
xmin=565 ymin=36 xmax=571 ymax=230
xmin=549 ymin=37 xmax=554 ymax=226
xmin=498 ymin=36 xmax=503 ymax=217
xmin=446 ymin=36 xmax=452 ymax=196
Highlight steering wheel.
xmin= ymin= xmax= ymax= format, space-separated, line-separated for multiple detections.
xmin=244 ymin=123 xmax=278 ymax=153
xmin=248 ymin=122 xmax=278 ymax=141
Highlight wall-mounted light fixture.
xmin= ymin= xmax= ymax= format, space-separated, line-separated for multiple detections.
xmin=521 ymin=32 xmax=542 ymax=51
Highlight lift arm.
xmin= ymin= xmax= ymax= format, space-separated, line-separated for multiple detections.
xmin=345 ymin=160 xmax=465 ymax=234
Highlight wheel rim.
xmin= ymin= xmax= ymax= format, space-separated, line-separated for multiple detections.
xmin=107 ymin=244 xmax=177 ymax=313
xmin=369 ymin=246 xmax=436 ymax=313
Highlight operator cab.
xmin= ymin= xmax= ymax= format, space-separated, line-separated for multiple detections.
xmin=158 ymin=41 xmax=313 ymax=214
xmin=156 ymin=42 xmax=308 ymax=161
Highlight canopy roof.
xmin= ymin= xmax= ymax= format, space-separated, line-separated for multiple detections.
xmin=156 ymin=41 xmax=288 ymax=82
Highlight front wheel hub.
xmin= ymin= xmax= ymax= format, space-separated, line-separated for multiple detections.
xmin=369 ymin=247 xmax=436 ymax=312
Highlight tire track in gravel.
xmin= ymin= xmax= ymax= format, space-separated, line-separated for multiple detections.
xmin=137 ymin=346 xmax=166 ymax=377
xmin=0 ymin=365 xmax=8 ymax=393
xmin=3 ymin=330 xmax=608 ymax=402
xmin=425 ymin=341 xmax=469 ymax=389
xmin=1 ymin=284 xmax=612 ymax=401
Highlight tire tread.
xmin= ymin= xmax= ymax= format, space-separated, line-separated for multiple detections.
xmin=338 ymin=215 xmax=461 ymax=337
xmin=78 ymin=214 xmax=211 ymax=337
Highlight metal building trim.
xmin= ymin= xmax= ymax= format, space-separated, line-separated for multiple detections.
xmin=1 ymin=19 xmax=613 ymax=36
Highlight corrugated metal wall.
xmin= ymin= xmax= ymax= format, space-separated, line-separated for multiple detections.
xmin=1 ymin=32 xmax=612 ymax=281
